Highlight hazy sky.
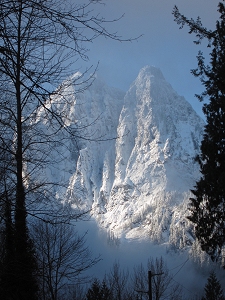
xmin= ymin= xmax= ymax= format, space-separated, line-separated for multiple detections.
xmin=80 ymin=0 xmax=219 ymax=118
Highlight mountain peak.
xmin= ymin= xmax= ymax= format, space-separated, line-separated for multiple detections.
xmin=137 ymin=65 xmax=165 ymax=81
xmin=47 ymin=66 xmax=205 ymax=248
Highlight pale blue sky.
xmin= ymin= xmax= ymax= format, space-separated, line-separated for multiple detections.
xmin=80 ymin=0 xmax=218 ymax=119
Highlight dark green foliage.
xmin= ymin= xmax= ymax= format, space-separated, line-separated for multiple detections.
xmin=202 ymin=271 xmax=225 ymax=300
xmin=189 ymin=1 xmax=225 ymax=263
xmin=86 ymin=280 xmax=101 ymax=300
xmin=174 ymin=1 xmax=225 ymax=263
xmin=86 ymin=279 xmax=111 ymax=300
xmin=0 ymin=191 xmax=39 ymax=300
xmin=99 ymin=281 xmax=111 ymax=300
xmin=0 ymin=193 xmax=16 ymax=300
xmin=14 ymin=186 xmax=39 ymax=300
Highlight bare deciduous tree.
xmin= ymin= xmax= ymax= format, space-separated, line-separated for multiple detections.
xmin=133 ymin=257 xmax=183 ymax=300
xmin=0 ymin=1 xmax=134 ymax=298
xmin=106 ymin=262 xmax=133 ymax=300
xmin=32 ymin=220 xmax=100 ymax=300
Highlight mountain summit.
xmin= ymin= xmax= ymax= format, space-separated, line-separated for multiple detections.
xmin=58 ymin=66 xmax=204 ymax=247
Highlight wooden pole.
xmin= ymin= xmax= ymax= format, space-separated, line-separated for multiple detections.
xmin=136 ymin=270 xmax=163 ymax=299
xmin=148 ymin=271 xmax=152 ymax=300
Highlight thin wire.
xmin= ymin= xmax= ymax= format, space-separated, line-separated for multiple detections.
xmin=171 ymin=276 xmax=200 ymax=299
xmin=168 ymin=257 xmax=190 ymax=272
xmin=172 ymin=258 xmax=189 ymax=277
xmin=153 ymin=257 xmax=195 ymax=299
xmin=169 ymin=258 xmax=200 ymax=299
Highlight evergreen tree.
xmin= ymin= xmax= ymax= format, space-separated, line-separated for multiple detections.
xmin=173 ymin=1 xmax=225 ymax=263
xmin=0 ymin=191 xmax=16 ymax=300
xmin=100 ymin=281 xmax=111 ymax=300
xmin=86 ymin=279 xmax=111 ymax=300
xmin=202 ymin=271 xmax=225 ymax=300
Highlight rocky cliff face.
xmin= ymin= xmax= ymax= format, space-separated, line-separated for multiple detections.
xmin=96 ymin=66 xmax=204 ymax=245
xmin=44 ymin=66 xmax=205 ymax=248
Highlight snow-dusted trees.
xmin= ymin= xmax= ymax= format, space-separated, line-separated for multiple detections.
xmin=173 ymin=1 xmax=225 ymax=264
xmin=0 ymin=1 xmax=132 ymax=298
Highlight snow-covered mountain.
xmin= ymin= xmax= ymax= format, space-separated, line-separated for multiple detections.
xmin=48 ymin=65 xmax=205 ymax=250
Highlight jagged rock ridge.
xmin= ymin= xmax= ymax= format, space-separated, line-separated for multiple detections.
xmin=47 ymin=66 xmax=205 ymax=248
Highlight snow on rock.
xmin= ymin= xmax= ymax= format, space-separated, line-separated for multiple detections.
xmin=45 ymin=66 xmax=205 ymax=249
xmin=97 ymin=66 xmax=204 ymax=245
